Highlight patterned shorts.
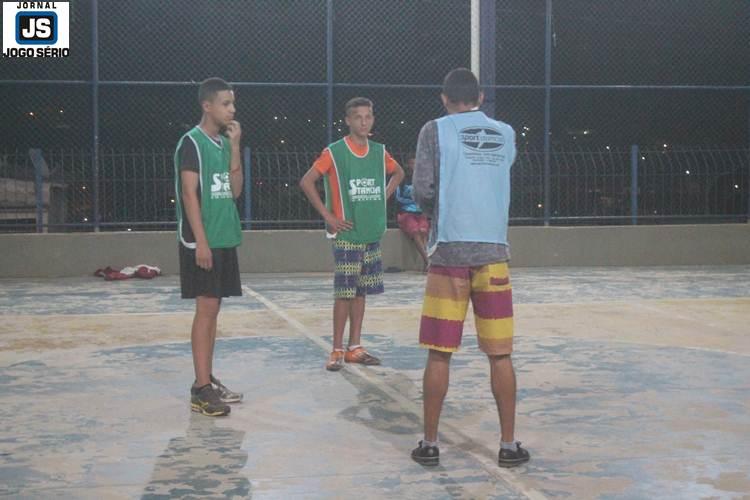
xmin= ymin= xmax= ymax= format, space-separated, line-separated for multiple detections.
xmin=333 ymin=240 xmax=385 ymax=299
xmin=419 ymin=262 xmax=514 ymax=355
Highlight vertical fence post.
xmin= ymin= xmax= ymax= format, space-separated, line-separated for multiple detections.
xmin=243 ymin=146 xmax=252 ymax=230
xmin=326 ymin=0 xmax=334 ymax=145
xmin=30 ymin=149 xmax=44 ymax=233
xmin=478 ymin=0 xmax=496 ymax=118
xmin=470 ymin=0 xmax=480 ymax=79
xmin=543 ymin=0 xmax=553 ymax=226
xmin=630 ymin=144 xmax=639 ymax=225
xmin=92 ymin=0 xmax=101 ymax=232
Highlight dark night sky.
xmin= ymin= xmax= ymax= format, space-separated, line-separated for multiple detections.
xmin=1 ymin=0 xmax=748 ymax=151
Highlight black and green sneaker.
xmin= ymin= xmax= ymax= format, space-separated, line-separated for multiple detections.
xmin=498 ymin=442 xmax=530 ymax=468
xmin=411 ymin=441 xmax=440 ymax=466
xmin=190 ymin=384 xmax=230 ymax=417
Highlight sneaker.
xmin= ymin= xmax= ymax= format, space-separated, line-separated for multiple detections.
xmin=190 ymin=384 xmax=230 ymax=417
xmin=211 ymin=375 xmax=243 ymax=404
xmin=344 ymin=346 xmax=381 ymax=366
xmin=411 ymin=441 xmax=439 ymax=466
xmin=498 ymin=442 xmax=530 ymax=468
xmin=326 ymin=350 xmax=345 ymax=372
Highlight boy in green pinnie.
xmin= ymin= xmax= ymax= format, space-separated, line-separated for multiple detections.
xmin=300 ymin=97 xmax=404 ymax=371
xmin=175 ymin=77 xmax=244 ymax=416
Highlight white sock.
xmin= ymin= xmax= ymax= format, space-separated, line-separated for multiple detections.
xmin=348 ymin=344 xmax=361 ymax=351
xmin=501 ymin=440 xmax=518 ymax=451
xmin=422 ymin=439 xmax=438 ymax=448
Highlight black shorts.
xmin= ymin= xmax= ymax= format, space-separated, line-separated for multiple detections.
xmin=179 ymin=244 xmax=242 ymax=299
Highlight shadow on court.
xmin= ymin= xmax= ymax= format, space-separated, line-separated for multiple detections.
xmin=142 ymin=413 xmax=252 ymax=499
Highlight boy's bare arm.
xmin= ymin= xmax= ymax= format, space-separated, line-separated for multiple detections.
xmin=181 ymin=170 xmax=213 ymax=270
xmin=386 ymin=163 xmax=405 ymax=198
xmin=299 ymin=167 xmax=353 ymax=233
xmin=226 ymin=120 xmax=243 ymax=199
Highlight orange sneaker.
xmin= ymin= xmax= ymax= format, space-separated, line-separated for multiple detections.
xmin=326 ymin=350 xmax=345 ymax=371
xmin=345 ymin=346 xmax=381 ymax=366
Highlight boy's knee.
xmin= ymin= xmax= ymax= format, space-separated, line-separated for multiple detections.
xmin=196 ymin=297 xmax=221 ymax=316
xmin=487 ymin=353 xmax=512 ymax=362
xmin=428 ymin=349 xmax=453 ymax=362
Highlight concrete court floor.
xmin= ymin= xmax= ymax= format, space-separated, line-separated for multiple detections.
xmin=0 ymin=266 xmax=749 ymax=499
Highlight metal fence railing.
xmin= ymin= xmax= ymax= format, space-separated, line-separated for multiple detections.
xmin=0 ymin=0 xmax=747 ymax=232
xmin=1 ymin=147 xmax=746 ymax=233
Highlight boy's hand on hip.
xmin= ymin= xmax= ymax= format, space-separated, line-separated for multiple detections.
xmin=325 ymin=214 xmax=353 ymax=232
xmin=196 ymin=243 xmax=213 ymax=271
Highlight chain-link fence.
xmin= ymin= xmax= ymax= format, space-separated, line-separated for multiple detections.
xmin=1 ymin=0 xmax=748 ymax=232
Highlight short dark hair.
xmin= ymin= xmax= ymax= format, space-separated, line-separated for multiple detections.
xmin=345 ymin=97 xmax=373 ymax=115
xmin=198 ymin=77 xmax=233 ymax=105
xmin=442 ymin=68 xmax=480 ymax=105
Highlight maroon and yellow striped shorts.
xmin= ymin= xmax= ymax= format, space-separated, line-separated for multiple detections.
xmin=419 ymin=262 xmax=514 ymax=355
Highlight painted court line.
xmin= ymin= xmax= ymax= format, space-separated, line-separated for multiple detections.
xmin=242 ymin=284 xmax=548 ymax=500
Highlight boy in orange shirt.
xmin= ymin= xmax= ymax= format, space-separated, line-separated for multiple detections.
xmin=300 ymin=97 xmax=404 ymax=371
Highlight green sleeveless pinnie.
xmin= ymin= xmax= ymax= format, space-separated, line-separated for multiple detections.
xmin=324 ymin=139 xmax=387 ymax=244
xmin=174 ymin=127 xmax=242 ymax=249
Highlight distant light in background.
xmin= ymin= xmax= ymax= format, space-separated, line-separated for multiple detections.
xmin=685 ymin=170 xmax=690 ymax=175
